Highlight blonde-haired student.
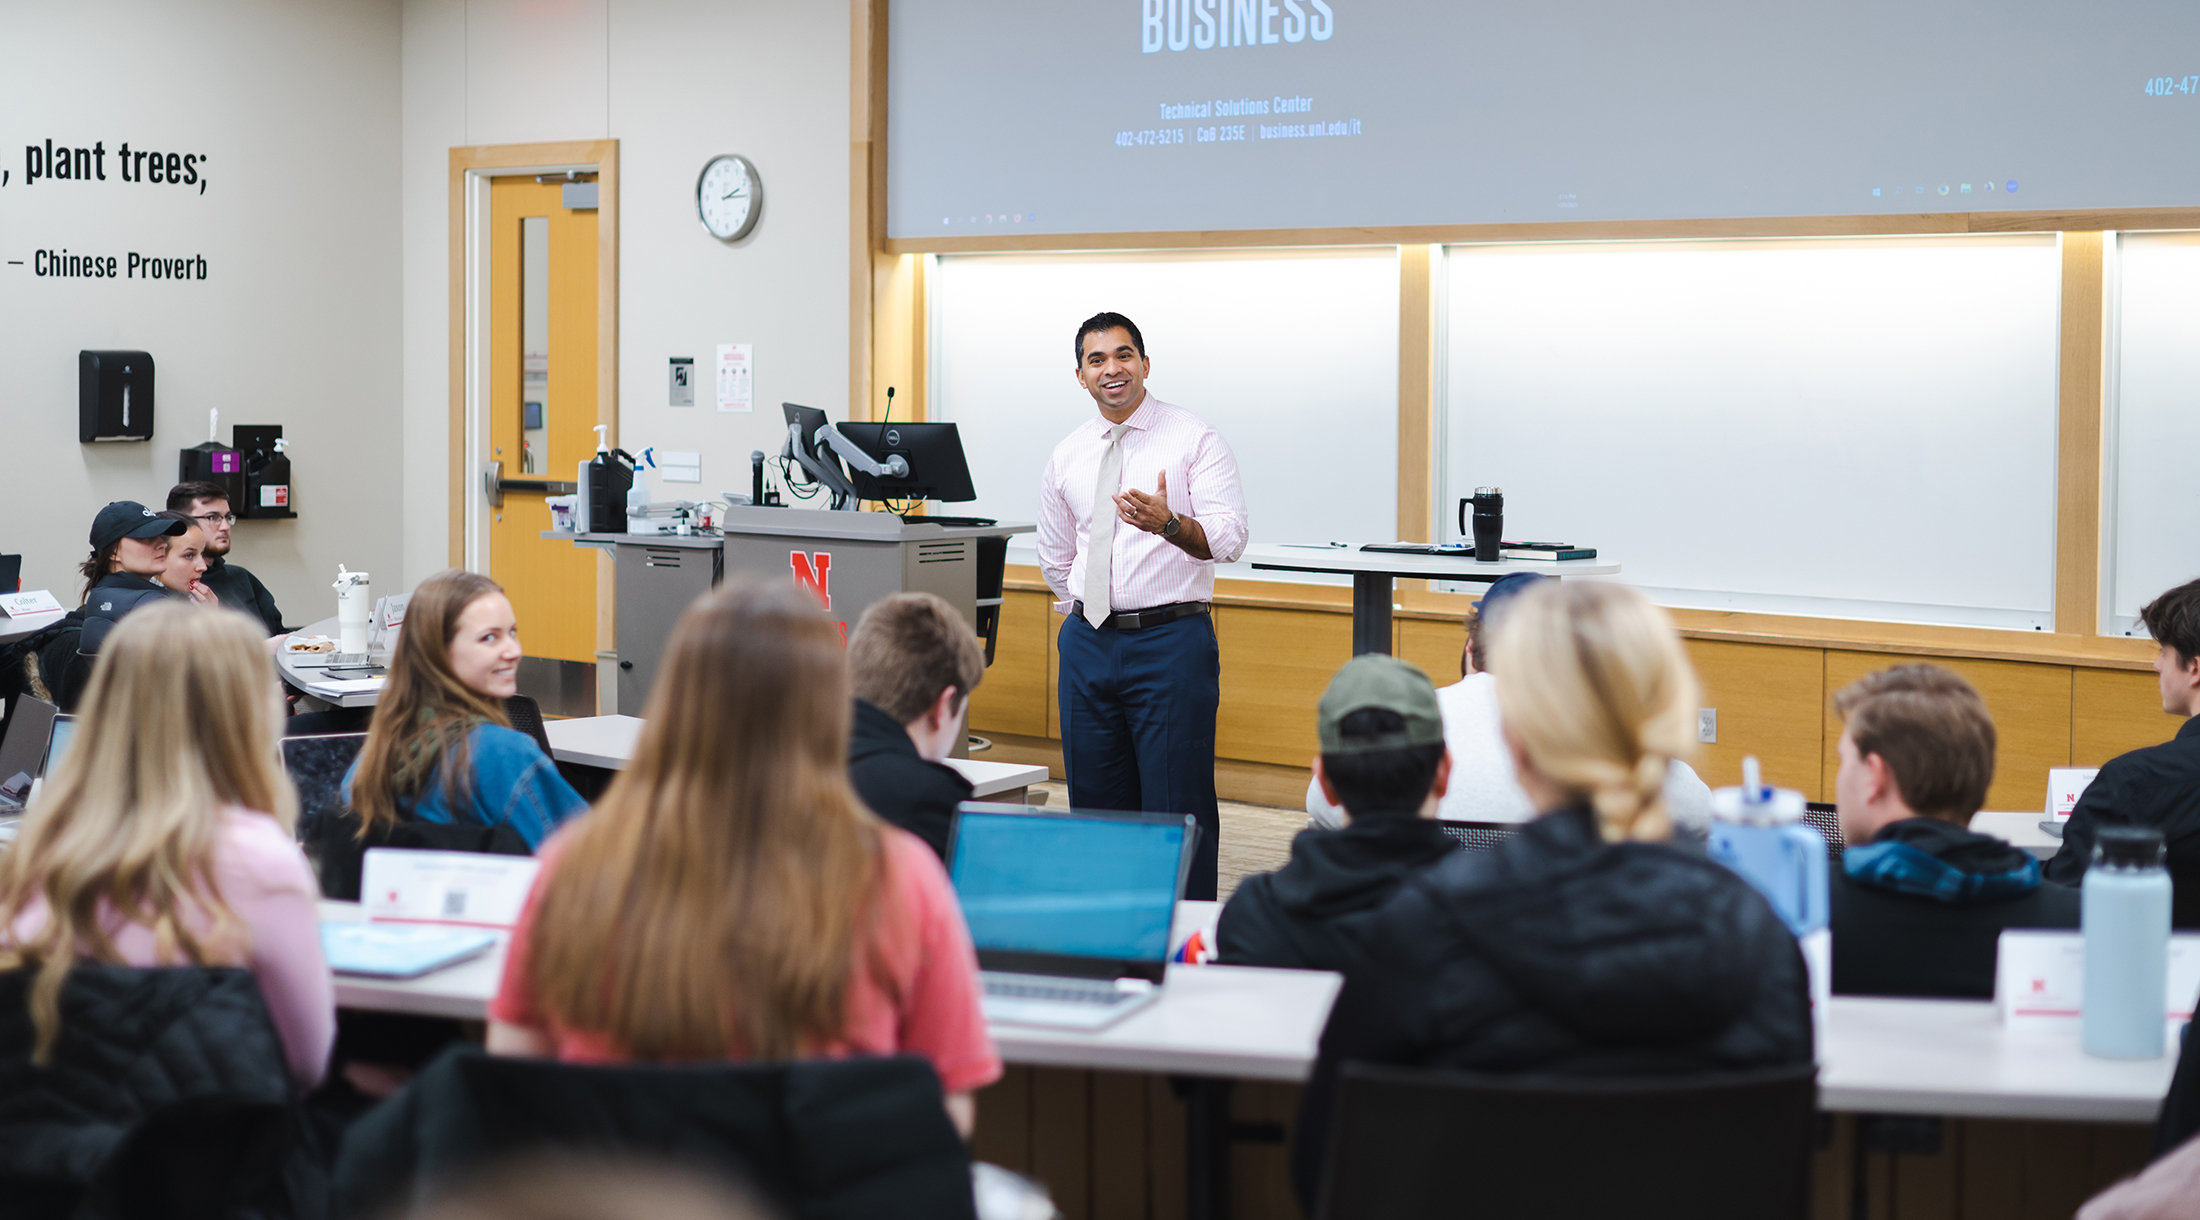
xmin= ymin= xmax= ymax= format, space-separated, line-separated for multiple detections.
xmin=0 ymin=601 xmax=334 ymax=1088
xmin=1290 ymin=581 xmax=1812 ymax=1205
xmin=486 ymin=578 xmax=999 ymax=1138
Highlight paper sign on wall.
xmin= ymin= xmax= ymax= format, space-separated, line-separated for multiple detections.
xmin=716 ymin=343 xmax=752 ymax=412
xmin=362 ymin=849 xmax=540 ymax=929
xmin=0 ymin=590 xmax=64 ymax=617
xmin=1994 ymin=929 xmax=2200 ymax=1028
xmin=2047 ymin=768 xmax=2100 ymax=820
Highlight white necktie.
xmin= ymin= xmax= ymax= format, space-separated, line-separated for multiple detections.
xmin=1083 ymin=424 xmax=1128 ymax=628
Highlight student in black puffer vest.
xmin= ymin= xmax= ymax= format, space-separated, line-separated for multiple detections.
xmin=31 ymin=502 xmax=187 ymax=711
xmin=1293 ymin=582 xmax=1813 ymax=1208
xmin=1830 ymin=664 xmax=2079 ymax=999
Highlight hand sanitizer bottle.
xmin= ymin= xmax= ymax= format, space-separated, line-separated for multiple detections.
xmin=1708 ymin=756 xmax=1830 ymax=937
xmin=2082 ymin=827 xmax=2172 ymax=1059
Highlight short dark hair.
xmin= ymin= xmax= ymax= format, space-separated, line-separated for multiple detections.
xmin=166 ymin=481 xmax=230 ymax=512
xmin=846 ymin=592 xmax=985 ymax=723
xmin=1833 ymin=664 xmax=1995 ymax=822
xmin=1073 ymin=312 xmax=1146 ymax=365
xmin=1321 ymin=707 xmax=1444 ymax=818
xmin=2140 ymin=578 xmax=2200 ymax=667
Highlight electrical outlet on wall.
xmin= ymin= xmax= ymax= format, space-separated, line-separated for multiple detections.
xmin=1698 ymin=708 xmax=1717 ymax=744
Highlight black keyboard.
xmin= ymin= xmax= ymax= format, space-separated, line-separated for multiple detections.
xmin=915 ymin=515 xmax=998 ymax=528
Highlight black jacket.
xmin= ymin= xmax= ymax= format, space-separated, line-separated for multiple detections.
xmin=335 ymin=1047 xmax=974 ymax=1220
xmin=2046 ymin=716 xmax=2200 ymax=928
xmin=1215 ymin=812 xmax=1455 ymax=972
xmin=1294 ymin=807 xmax=1813 ymax=1205
xmin=202 ymin=555 xmax=287 ymax=635
xmin=35 ymin=573 xmax=178 ymax=710
xmin=848 ymin=698 xmax=972 ymax=860
xmin=1832 ymin=817 xmax=2080 ymax=999
xmin=0 ymin=965 xmax=323 ymax=1219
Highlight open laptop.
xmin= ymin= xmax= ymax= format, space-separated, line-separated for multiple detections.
xmin=0 ymin=697 xmax=59 ymax=814
xmin=43 ymin=716 xmax=76 ymax=779
xmin=281 ymin=732 xmax=368 ymax=849
xmin=947 ymin=803 xmax=1197 ymax=1031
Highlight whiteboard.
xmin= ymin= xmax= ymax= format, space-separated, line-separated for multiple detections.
xmin=2106 ymin=232 xmax=2200 ymax=638
xmin=930 ymin=249 xmax=1400 ymax=585
xmin=1438 ymin=235 xmax=2064 ymax=631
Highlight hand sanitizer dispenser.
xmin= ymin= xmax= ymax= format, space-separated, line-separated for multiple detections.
xmin=581 ymin=424 xmax=634 ymax=535
xmin=1708 ymin=757 xmax=1830 ymax=937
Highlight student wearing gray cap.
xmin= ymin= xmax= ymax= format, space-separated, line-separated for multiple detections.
xmin=31 ymin=502 xmax=189 ymax=709
xmin=1304 ymin=571 xmax=1712 ymax=839
xmin=1217 ymin=654 xmax=1457 ymax=972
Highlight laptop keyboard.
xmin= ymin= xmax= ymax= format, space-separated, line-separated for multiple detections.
xmin=983 ymin=976 xmax=1138 ymax=1006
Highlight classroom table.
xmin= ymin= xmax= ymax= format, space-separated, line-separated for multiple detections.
xmin=1969 ymin=810 xmax=2063 ymax=859
xmin=542 ymin=714 xmax=1051 ymax=803
xmin=276 ymin=616 xmax=385 ymax=709
xmin=1243 ymin=543 xmax=1622 ymax=656
xmin=0 ymin=608 xmax=68 ymax=646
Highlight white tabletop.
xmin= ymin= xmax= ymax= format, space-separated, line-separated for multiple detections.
xmin=0 ymin=608 xmax=68 ymax=645
xmin=542 ymin=714 xmax=1049 ymax=799
xmin=1244 ymin=543 xmax=1620 ymax=581
xmin=1818 ymin=996 xmax=2178 ymax=1123
xmin=1969 ymin=811 xmax=2062 ymax=858
xmin=276 ymin=616 xmax=385 ymax=708
xmin=319 ymin=900 xmax=512 ymax=1021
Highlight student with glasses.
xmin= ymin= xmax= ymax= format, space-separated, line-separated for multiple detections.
xmin=166 ymin=482 xmax=287 ymax=635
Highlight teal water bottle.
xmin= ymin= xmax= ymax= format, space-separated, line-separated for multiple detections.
xmin=2081 ymin=827 xmax=2172 ymax=1059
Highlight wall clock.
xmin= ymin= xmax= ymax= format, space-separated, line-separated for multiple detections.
xmin=696 ymin=154 xmax=761 ymax=241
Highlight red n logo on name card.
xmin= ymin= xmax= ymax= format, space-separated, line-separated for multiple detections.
xmin=790 ymin=551 xmax=833 ymax=609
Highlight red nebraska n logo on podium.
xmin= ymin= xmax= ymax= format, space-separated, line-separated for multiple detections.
xmin=790 ymin=551 xmax=832 ymax=609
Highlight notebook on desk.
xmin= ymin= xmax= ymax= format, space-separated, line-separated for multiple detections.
xmin=948 ymin=803 xmax=1196 ymax=1031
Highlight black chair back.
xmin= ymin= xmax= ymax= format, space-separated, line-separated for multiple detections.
xmin=335 ymin=1047 xmax=976 ymax=1220
xmin=1802 ymin=802 xmax=1846 ymax=859
xmin=1436 ymin=820 xmax=1520 ymax=852
xmin=503 ymin=695 xmax=554 ymax=758
xmin=1315 ymin=1062 xmax=1817 ymax=1220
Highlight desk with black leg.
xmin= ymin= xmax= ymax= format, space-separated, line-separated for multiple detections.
xmin=1244 ymin=544 xmax=1621 ymax=656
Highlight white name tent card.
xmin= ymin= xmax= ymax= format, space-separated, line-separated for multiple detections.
xmin=1 ymin=590 xmax=64 ymax=617
xmin=1994 ymin=929 xmax=2200 ymax=1029
xmin=2047 ymin=768 xmax=2100 ymax=821
xmin=362 ymin=849 xmax=540 ymax=929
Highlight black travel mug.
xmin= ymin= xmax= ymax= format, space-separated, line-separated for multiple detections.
xmin=1461 ymin=487 xmax=1504 ymax=560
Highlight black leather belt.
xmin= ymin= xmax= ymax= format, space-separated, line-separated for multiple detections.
xmin=1074 ymin=600 xmax=1211 ymax=631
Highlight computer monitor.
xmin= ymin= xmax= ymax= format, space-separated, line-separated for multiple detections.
xmin=837 ymin=422 xmax=978 ymax=504
xmin=781 ymin=401 xmax=858 ymax=507
xmin=946 ymin=804 xmax=1195 ymax=982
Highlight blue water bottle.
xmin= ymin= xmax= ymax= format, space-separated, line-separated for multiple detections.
xmin=2082 ymin=827 xmax=2173 ymax=1059
xmin=1707 ymin=757 xmax=1829 ymax=938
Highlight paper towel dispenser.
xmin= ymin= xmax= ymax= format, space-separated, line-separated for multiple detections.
xmin=79 ymin=350 xmax=155 ymax=443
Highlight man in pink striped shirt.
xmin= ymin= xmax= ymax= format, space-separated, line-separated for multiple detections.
xmin=1037 ymin=312 xmax=1249 ymax=899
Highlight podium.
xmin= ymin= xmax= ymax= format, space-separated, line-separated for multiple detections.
xmin=559 ymin=507 xmax=1032 ymax=713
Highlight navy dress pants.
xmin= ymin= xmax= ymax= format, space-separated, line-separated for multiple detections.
xmin=1057 ymin=611 xmax=1222 ymax=901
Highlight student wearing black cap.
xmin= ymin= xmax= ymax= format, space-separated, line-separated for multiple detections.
xmin=31 ymin=502 xmax=188 ymax=710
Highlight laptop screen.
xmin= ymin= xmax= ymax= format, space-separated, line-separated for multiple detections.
xmin=949 ymin=808 xmax=1189 ymax=964
xmin=0 ymin=698 xmax=58 ymax=812
xmin=44 ymin=716 xmax=76 ymax=777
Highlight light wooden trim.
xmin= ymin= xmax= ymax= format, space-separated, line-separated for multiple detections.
xmin=1396 ymin=245 xmax=1435 ymax=542
xmin=2054 ymin=232 xmax=2107 ymax=640
xmin=447 ymin=139 xmax=619 ymax=649
xmin=850 ymin=0 xmax=885 ymax=420
xmin=881 ymin=206 xmax=2200 ymax=256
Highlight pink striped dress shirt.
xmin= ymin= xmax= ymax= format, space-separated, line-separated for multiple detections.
xmin=1037 ymin=395 xmax=1249 ymax=614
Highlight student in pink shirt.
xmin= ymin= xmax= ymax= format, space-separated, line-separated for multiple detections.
xmin=0 ymin=601 xmax=334 ymax=1089
xmin=488 ymin=578 xmax=1000 ymax=1137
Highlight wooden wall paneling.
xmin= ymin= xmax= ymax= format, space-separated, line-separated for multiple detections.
xmin=849 ymin=0 xmax=885 ymax=421
xmin=2073 ymin=667 xmax=2183 ymax=766
xmin=1823 ymin=651 xmax=2074 ymax=813
xmin=1396 ymin=616 xmax=1468 ymax=688
xmin=1685 ymin=640 xmax=1828 ymax=798
xmin=973 ymin=1065 xmax=1033 ymax=1175
xmin=2084 ymin=1123 xmax=2154 ymax=1202
xmin=1030 ymin=1068 xmax=1093 ymax=1220
xmin=1891 ymin=1138 xmax=1960 ymax=1220
xmin=1214 ymin=606 xmax=1353 ymax=768
xmin=1147 ymin=1075 xmax=1189 ymax=1220
xmin=2053 ymin=232 xmax=2107 ymax=641
xmin=1809 ymin=1114 xmax=1853 ymax=1220
xmin=2016 ymin=1120 xmax=2102 ymax=1220
xmin=1955 ymin=1119 xmax=2022 ymax=1220
xmin=1090 ymin=1071 xmax=1152 ymax=1219
xmin=868 ymin=252 xmax=927 ymax=422
xmin=968 ymin=589 xmax=1052 ymax=738
xmin=1228 ymin=1082 xmax=1303 ymax=1220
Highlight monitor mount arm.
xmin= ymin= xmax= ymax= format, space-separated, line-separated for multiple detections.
xmin=782 ymin=422 xmax=909 ymax=511
xmin=818 ymin=424 xmax=910 ymax=480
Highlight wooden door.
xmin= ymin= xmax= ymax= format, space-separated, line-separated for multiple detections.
xmin=487 ymin=176 xmax=597 ymax=662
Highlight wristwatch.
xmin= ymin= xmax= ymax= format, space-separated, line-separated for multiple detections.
xmin=1162 ymin=513 xmax=1182 ymax=538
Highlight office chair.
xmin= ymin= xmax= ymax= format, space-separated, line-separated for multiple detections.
xmin=1314 ymin=1062 xmax=1817 ymax=1220
xmin=1802 ymin=802 xmax=1847 ymax=860
xmin=502 ymin=694 xmax=554 ymax=758
xmin=973 ymin=534 xmax=1008 ymax=667
xmin=1436 ymin=820 xmax=1519 ymax=852
xmin=335 ymin=1048 xmax=977 ymax=1220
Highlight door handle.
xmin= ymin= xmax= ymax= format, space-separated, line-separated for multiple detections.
xmin=484 ymin=459 xmax=577 ymax=508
